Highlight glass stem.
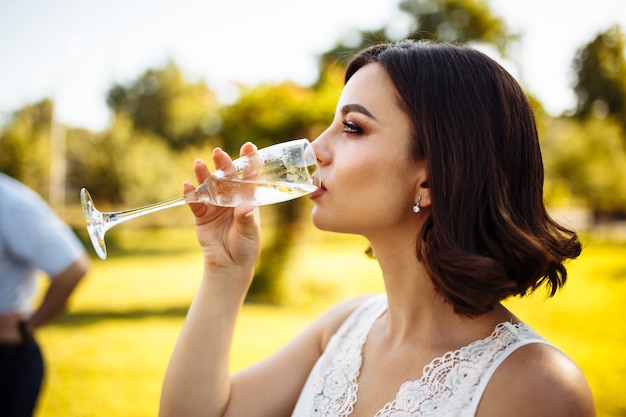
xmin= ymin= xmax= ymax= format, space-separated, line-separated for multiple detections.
xmin=102 ymin=195 xmax=187 ymax=231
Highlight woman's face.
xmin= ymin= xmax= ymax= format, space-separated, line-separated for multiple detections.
xmin=310 ymin=63 xmax=428 ymax=239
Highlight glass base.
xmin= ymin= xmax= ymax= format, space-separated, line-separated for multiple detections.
xmin=80 ymin=189 xmax=108 ymax=260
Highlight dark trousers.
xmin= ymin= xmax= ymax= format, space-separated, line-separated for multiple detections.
xmin=0 ymin=340 xmax=44 ymax=417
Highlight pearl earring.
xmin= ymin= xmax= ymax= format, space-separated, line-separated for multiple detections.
xmin=412 ymin=196 xmax=422 ymax=213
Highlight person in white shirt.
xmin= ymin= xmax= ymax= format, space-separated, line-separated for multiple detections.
xmin=0 ymin=173 xmax=89 ymax=417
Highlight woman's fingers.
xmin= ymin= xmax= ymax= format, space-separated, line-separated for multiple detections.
xmin=193 ymin=158 xmax=212 ymax=184
xmin=211 ymin=148 xmax=237 ymax=178
xmin=239 ymin=142 xmax=261 ymax=180
xmin=186 ymin=143 xmax=261 ymax=214
xmin=183 ymin=180 xmax=208 ymax=218
xmin=207 ymin=143 xmax=261 ymax=181
xmin=239 ymin=142 xmax=257 ymax=157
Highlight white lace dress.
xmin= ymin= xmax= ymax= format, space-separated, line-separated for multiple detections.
xmin=291 ymin=295 xmax=553 ymax=417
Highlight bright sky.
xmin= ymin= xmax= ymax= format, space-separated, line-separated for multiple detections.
xmin=0 ymin=0 xmax=624 ymax=131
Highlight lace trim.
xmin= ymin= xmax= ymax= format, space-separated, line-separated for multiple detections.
xmin=373 ymin=321 xmax=541 ymax=416
xmin=305 ymin=295 xmax=546 ymax=417
xmin=310 ymin=297 xmax=387 ymax=417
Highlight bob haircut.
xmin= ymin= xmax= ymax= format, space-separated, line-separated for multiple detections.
xmin=345 ymin=41 xmax=581 ymax=316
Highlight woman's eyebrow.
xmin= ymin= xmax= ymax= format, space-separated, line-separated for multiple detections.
xmin=340 ymin=103 xmax=378 ymax=120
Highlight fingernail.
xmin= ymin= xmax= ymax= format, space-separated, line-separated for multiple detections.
xmin=244 ymin=208 xmax=255 ymax=218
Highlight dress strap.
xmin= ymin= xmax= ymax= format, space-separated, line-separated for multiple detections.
xmin=466 ymin=322 xmax=557 ymax=412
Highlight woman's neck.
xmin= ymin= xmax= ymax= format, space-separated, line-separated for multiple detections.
xmin=372 ymin=240 xmax=516 ymax=349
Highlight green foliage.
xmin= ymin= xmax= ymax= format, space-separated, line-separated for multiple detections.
xmin=573 ymin=25 xmax=626 ymax=128
xmin=64 ymin=127 xmax=100 ymax=205
xmin=309 ymin=60 xmax=344 ymax=127
xmin=541 ymin=24 xmax=626 ymax=221
xmin=220 ymin=81 xmax=318 ymax=150
xmin=400 ymin=0 xmax=514 ymax=55
xmin=71 ymin=115 xmax=177 ymax=205
xmin=107 ymin=61 xmax=220 ymax=150
xmin=545 ymin=117 xmax=626 ymax=219
xmin=0 ymin=99 xmax=53 ymax=195
xmin=322 ymin=0 xmax=514 ymax=64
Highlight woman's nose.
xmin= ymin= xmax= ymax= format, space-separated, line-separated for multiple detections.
xmin=311 ymin=131 xmax=330 ymax=166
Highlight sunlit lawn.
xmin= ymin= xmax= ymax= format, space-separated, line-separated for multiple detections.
xmin=34 ymin=222 xmax=626 ymax=417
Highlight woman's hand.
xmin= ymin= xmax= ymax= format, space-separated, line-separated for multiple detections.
xmin=184 ymin=142 xmax=261 ymax=272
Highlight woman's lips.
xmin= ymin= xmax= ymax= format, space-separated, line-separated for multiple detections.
xmin=309 ymin=183 xmax=326 ymax=200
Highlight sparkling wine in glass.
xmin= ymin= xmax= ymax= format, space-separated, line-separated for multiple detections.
xmin=80 ymin=138 xmax=317 ymax=260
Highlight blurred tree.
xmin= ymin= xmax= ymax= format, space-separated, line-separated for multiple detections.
xmin=219 ymin=81 xmax=313 ymax=149
xmin=572 ymin=25 xmax=626 ymax=131
xmin=546 ymin=117 xmax=626 ymax=221
xmin=64 ymin=126 xmax=99 ymax=205
xmin=322 ymin=0 xmax=514 ymax=65
xmin=400 ymin=0 xmax=513 ymax=54
xmin=106 ymin=61 xmax=221 ymax=150
xmin=70 ymin=115 xmax=174 ymax=206
xmin=0 ymin=99 xmax=53 ymax=195
xmin=541 ymin=25 xmax=626 ymax=223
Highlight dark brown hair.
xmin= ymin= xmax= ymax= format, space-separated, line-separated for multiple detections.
xmin=346 ymin=41 xmax=581 ymax=316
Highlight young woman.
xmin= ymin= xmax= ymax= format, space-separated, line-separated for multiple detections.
xmin=159 ymin=41 xmax=595 ymax=417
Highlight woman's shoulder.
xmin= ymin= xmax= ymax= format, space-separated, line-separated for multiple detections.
xmin=479 ymin=341 xmax=595 ymax=416
xmin=314 ymin=294 xmax=383 ymax=351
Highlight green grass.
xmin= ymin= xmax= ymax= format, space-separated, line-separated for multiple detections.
xmin=34 ymin=227 xmax=626 ymax=417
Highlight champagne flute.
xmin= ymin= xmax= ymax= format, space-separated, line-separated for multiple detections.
xmin=80 ymin=138 xmax=318 ymax=260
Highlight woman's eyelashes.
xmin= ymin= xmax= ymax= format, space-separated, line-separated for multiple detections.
xmin=342 ymin=120 xmax=363 ymax=135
